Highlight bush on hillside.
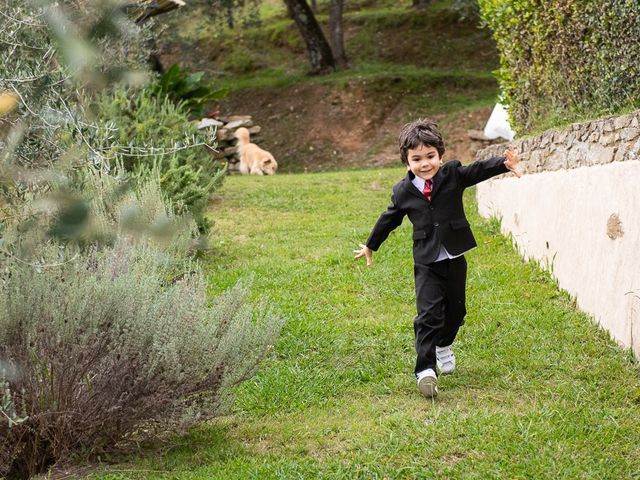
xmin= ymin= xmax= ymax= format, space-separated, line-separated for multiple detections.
xmin=92 ymin=87 xmax=225 ymax=233
xmin=148 ymin=64 xmax=230 ymax=118
xmin=1 ymin=1 xmax=225 ymax=235
xmin=451 ymin=0 xmax=480 ymax=20
xmin=479 ymin=0 xmax=640 ymax=133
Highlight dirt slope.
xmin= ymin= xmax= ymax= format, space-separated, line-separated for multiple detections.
xmin=216 ymin=81 xmax=499 ymax=172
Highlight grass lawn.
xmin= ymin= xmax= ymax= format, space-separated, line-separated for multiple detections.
xmin=90 ymin=168 xmax=640 ymax=479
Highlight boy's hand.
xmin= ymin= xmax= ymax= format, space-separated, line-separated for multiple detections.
xmin=504 ymin=145 xmax=522 ymax=178
xmin=353 ymin=243 xmax=373 ymax=266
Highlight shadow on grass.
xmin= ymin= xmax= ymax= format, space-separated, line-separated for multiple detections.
xmin=78 ymin=423 xmax=244 ymax=480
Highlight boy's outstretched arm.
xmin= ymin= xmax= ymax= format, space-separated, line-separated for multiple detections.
xmin=457 ymin=145 xmax=522 ymax=187
xmin=354 ymin=189 xmax=405 ymax=266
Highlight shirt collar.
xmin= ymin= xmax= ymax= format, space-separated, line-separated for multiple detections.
xmin=411 ymin=173 xmax=432 ymax=192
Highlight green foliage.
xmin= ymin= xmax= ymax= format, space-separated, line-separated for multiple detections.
xmin=450 ymin=0 xmax=480 ymax=20
xmin=191 ymin=0 xmax=261 ymax=30
xmin=93 ymin=87 xmax=225 ymax=233
xmin=149 ymin=64 xmax=230 ymax=117
xmin=159 ymin=157 xmax=224 ymax=233
xmin=0 ymin=1 xmax=153 ymax=175
xmin=220 ymin=46 xmax=260 ymax=74
xmin=1 ymin=3 xmax=283 ymax=478
xmin=478 ymin=0 xmax=640 ymax=133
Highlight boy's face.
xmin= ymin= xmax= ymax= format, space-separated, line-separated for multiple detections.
xmin=406 ymin=144 xmax=441 ymax=180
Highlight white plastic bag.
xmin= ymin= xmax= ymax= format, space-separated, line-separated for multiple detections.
xmin=483 ymin=103 xmax=516 ymax=141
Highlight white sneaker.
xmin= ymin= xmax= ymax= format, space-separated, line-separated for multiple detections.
xmin=416 ymin=368 xmax=438 ymax=398
xmin=436 ymin=344 xmax=455 ymax=375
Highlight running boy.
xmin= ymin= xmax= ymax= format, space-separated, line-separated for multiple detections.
xmin=354 ymin=119 xmax=520 ymax=398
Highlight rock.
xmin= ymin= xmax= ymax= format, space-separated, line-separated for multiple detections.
xmin=216 ymin=128 xmax=231 ymax=141
xmin=540 ymin=135 xmax=550 ymax=147
xmin=628 ymin=138 xmax=640 ymax=161
xmin=555 ymin=130 xmax=568 ymax=143
xmin=590 ymin=144 xmax=616 ymax=164
xmin=600 ymin=132 xmax=618 ymax=146
xmin=613 ymin=145 xmax=627 ymax=162
xmin=603 ymin=120 xmax=615 ymax=132
xmin=566 ymin=143 xmax=589 ymax=168
xmin=196 ymin=118 xmax=224 ymax=129
xmin=225 ymin=119 xmax=254 ymax=130
xmin=619 ymin=127 xmax=640 ymax=142
xmin=580 ymin=129 xmax=591 ymax=141
xmin=218 ymin=115 xmax=252 ymax=123
xmin=477 ymin=111 xmax=639 ymax=172
xmin=529 ymin=150 xmax=543 ymax=169
xmin=565 ymin=132 xmax=575 ymax=148
xmin=613 ymin=115 xmax=629 ymax=130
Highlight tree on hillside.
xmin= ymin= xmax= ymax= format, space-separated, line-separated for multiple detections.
xmin=329 ymin=0 xmax=348 ymax=68
xmin=123 ymin=0 xmax=188 ymax=72
xmin=283 ymin=0 xmax=336 ymax=74
xmin=412 ymin=0 xmax=433 ymax=9
xmin=129 ymin=0 xmax=186 ymax=23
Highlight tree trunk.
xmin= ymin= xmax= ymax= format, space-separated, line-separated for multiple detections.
xmin=310 ymin=0 xmax=317 ymax=13
xmin=328 ymin=0 xmax=348 ymax=68
xmin=283 ymin=0 xmax=336 ymax=74
xmin=412 ymin=0 xmax=432 ymax=10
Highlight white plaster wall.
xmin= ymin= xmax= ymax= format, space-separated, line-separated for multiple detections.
xmin=477 ymin=161 xmax=640 ymax=355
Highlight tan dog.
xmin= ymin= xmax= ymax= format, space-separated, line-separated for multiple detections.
xmin=234 ymin=127 xmax=278 ymax=175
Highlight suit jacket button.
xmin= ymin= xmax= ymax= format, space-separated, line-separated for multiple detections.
xmin=434 ymin=222 xmax=439 ymax=227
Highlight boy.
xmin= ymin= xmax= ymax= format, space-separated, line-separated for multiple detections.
xmin=354 ymin=119 xmax=520 ymax=398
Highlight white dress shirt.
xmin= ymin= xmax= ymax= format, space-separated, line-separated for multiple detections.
xmin=411 ymin=175 xmax=473 ymax=262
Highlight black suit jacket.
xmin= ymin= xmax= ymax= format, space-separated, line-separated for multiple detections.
xmin=366 ymin=156 xmax=509 ymax=265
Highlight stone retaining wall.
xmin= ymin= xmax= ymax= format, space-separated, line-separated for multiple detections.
xmin=475 ymin=110 xmax=640 ymax=356
xmin=477 ymin=111 xmax=640 ymax=173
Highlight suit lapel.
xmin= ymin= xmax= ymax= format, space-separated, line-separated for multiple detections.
xmin=402 ymin=171 xmax=426 ymax=201
xmin=430 ymin=167 xmax=445 ymax=199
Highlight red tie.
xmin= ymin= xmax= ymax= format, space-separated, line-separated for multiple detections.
xmin=422 ymin=180 xmax=432 ymax=201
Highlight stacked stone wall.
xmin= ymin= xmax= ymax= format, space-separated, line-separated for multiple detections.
xmin=476 ymin=111 xmax=640 ymax=171
xmin=197 ymin=115 xmax=262 ymax=172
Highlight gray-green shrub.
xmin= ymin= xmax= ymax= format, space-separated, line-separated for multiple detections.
xmin=0 ymin=181 xmax=284 ymax=478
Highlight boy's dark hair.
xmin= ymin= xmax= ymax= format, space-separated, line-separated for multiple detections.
xmin=398 ymin=118 xmax=445 ymax=164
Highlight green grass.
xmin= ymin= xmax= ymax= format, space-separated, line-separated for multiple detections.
xmin=213 ymin=63 xmax=496 ymax=94
xmin=87 ymin=168 xmax=640 ymax=479
xmin=161 ymin=0 xmax=497 ymax=78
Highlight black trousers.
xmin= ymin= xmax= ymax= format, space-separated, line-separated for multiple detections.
xmin=413 ymin=255 xmax=467 ymax=376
